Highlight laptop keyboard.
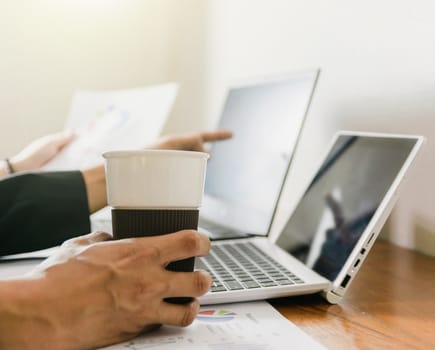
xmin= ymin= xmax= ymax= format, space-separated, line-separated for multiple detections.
xmin=196 ymin=242 xmax=305 ymax=293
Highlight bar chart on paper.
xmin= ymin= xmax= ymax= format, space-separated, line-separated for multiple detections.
xmin=101 ymin=301 xmax=326 ymax=350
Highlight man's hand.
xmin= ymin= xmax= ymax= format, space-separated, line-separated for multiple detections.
xmin=0 ymin=230 xmax=211 ymax=350
xmin=10 ymin=130 xmax=74 ymax=172
xmin=148 ymin=130 xmax=233 ymax=153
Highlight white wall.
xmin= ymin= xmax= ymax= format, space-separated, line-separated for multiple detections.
xmin=199 ymin=0 xmax=435 ymax=251
xmin=0 ymin=0 xmax=175 ymax=156
xmin=163 ymin=1 xmax=209 ymax=134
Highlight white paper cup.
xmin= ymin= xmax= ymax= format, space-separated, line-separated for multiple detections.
xmin=103 ymin=149 xmax=209 ymax=304
xmin=103 ymin=149 xmax=209 ymax=209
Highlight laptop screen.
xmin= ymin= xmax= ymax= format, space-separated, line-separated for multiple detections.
xmin=201 ymin=71 xmax=319 ymax=236
xmin=276 ymin=134 xmax=418 ymax=281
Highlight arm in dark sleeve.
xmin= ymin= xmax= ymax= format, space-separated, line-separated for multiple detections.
xmin=0 ymin=171 xmax=91 ymax=256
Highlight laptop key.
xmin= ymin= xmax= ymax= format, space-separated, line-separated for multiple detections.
xmin=211 ymin=286 xmax=227 ymax=292
xmin=224 ymin=281 xmax=244 ymax=290
xmin=243 ymin=281 xmax=261 ymax=289
xmin=222 ymin=278 xmax=237 ymax=282
xmin=277 ymin=280 xmax=294 ymax=285
xmin=238 ymin=277 xmax=252 ymax=282
xmin=260 ymin=281 xmax=278 ymax=287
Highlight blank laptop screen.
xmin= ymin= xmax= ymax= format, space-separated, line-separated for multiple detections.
xmin=276 ymin=135 xmax=417 ymax=281
xmin=202 ymin=72 xmax=318 ymax=235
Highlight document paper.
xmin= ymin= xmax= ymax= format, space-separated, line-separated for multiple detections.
xmin=101 ymin=301 xmax=325 ymax=350
xmin=43 ymin=83 xmax=177 ymax=170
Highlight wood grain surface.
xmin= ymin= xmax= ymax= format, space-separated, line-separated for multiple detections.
xmin=270 ymin=240 xmax=435 ymax=349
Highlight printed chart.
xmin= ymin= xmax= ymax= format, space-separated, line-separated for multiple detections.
xmin=196 ymin=309 xmax=237 ymax=323
xmin=101 ymin=301 xmax=325 ymax=350
xmin=43 ymin=83 xmax=177 ymax=171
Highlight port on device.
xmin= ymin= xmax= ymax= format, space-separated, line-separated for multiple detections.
xmin=367 ymin=232 xmax=375 ymax=245
xmin=353 ymin=259 xmax=361 ymax=268
xmin=340 ymin=274 xmax=351 ymax=288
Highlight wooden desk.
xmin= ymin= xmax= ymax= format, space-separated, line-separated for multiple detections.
xmin=271 ymin=240 xmax=435 ymax=349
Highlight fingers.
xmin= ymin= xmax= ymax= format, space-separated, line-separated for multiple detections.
xmin=134 ymin=230 xmax=211 ymax=265
xmin=69 ymin=230 xmax=208 ymax=270
xmin=200 ymin=130 xmax=233 ymax=143
xmin=153 ymin=299 xmax=201 ymax=327
xmin=97 ymin=230 xmax=210 ymax=264
xmin=146 ymin=130 xmax=232 ymax=152
xmin=163 ymin=270 xmax=212 ymax=298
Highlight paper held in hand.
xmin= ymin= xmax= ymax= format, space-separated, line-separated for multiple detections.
xmin=42 ymin=83 xmax=178 ymax=171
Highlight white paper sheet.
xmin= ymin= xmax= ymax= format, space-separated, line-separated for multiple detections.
xmin=101 ymin=301 xmax=326 ymax=350
xmin=0 ymin=247 xmax=58 ymax=263
xmin=0 ymin=260 xmax=42 ymax=279
xmin=43 ymin=83 xmax=177 ymax=170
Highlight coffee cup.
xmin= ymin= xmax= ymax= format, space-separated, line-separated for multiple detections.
xmin=103 ymin=149 xmax=209 ymax=303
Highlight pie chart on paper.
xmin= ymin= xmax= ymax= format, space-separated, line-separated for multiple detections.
xmin=196 ymin=309 xmax=237 ymax=323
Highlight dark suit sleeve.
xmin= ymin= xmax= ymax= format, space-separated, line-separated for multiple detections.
xmin=0 ymin=171 xmax=91 ymax=256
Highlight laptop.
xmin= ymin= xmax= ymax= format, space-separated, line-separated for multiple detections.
xmin=197 ymin=131 xmax=424 ymax=304
xmin=89 ymin=69 xmax=320 ymax=234
xmin=199 ymin=69 xmax=320 ymax=239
